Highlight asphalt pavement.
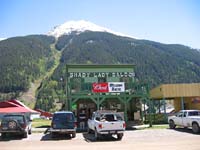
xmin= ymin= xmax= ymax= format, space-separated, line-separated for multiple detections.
xmin=0 ymin=128 xmax=199 ymax=150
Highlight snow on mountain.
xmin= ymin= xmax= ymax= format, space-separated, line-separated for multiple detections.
xmin=0 ymin=38 xmax=7 ymax=41
xmin=47 ymin=20 xmax=131 ymax=38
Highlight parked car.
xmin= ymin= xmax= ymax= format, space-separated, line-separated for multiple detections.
xmin=87 ymin=111 xmax=126 ymax=140
xmin=0 ymin=114 xmax=32 ymax=138
xmin=168 ymin=110 xmax=200 ymax=133
xmin=49 ymin=111 xmax=77 ymax=138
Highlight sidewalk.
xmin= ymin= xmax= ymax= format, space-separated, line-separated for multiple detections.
xmin=129 ymin=124 xmax=168 ymax=130
xmin=32 ymin=124 xmax=168 ymax=133
xmin=32 ymin=128 xmax=47 ymax=133
xmin=132 ymin=124 xmax=149 ymax=129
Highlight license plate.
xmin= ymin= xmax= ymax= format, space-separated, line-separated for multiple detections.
xmin=2 ymin=127 xmax=8 ymax=130
xmin=110 ymin=131 xmax=115 ymax=134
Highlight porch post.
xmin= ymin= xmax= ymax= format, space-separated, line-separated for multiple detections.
xmin=68 ymin=98 xmax=72 ymax=111
xmin=181 ymin=97 xmax=184 ymax=110
xmin=140 ymin=98 xmax=144 ymax=122
xmin=144 ymin=99 xmax=146 ymax=121
xmin=66 ymin=65 xmax=69 ymax=110
xmin=124 ymin=99 xmax=128 ymax=122
xmin=163 ymin=98 xmax=167 ymax=122
xmin=97 ymin=93 xmax=100 ymax=110
xmin=159 ymin=100 xmax=161 ymax=113
xmin=148 ymin=99 xmax=152 ymax=127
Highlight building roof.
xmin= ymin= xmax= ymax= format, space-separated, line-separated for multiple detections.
xmin=66 ymin=64 xmax=135 ymax=74
xmin=35 ymin=109 xmax=53 ymax=118
xmin=150 ymin=83 xmax=200 ymax=99
xmin=66 ymin=64 xmax=135 ymax=68
xmin=0 ymin=100 xmax=39 ymax=114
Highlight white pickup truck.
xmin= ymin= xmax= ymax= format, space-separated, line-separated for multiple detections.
xmin=168 ymin=110 xmax=200 ymax=133
xmin=87 ymin=111 xmax=126 ymax=140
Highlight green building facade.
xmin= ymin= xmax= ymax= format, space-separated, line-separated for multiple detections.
xmin=65 ymin=64 xmax=150 ymax=124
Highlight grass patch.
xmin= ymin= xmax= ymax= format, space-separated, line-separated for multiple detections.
xmin=32 ymin=118 xmax=51 ymax=128
xmin=146 ymin=124 xmax=168 ymax=130
xmin=135 ymin=124 xmax=169 ymax=130
xmin=141 ymin=124 xmax=169 ymax=129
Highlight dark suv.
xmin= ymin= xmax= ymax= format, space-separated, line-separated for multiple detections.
xmin=0 ymin=114 xmax=32 ymax=138
xmin=50 ymin=111 xmax=76 ymax=138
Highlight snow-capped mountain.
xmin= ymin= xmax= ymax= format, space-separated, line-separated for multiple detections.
xmin=47 ymin=20 xmax=130 ymax=38
xmin=0 ymin=38 xmax=6 ymax=41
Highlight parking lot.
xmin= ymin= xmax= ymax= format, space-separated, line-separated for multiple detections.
xmin=0 ymin=128 xmax=199 ymax=150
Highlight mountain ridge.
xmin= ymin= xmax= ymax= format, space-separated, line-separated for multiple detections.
xmin=0 ymin=21 xmax=200 ymax=111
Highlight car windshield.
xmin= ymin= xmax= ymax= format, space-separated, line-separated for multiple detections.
xmin=100 ymin=113 xmax=123 ymax=122
xmin=115 ymin=114 xmax=123 ymax=121
xmin=3 ymin=115 xmax=25 ymax=123
xmin=53 ymin=113 xmax=74 ymax=122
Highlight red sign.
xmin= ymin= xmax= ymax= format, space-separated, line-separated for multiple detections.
xmin=92 ymin=83 xmax=108 ymax=93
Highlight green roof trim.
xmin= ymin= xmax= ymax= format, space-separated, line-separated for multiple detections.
xmin=66 ymin=64 xmax=135 ymax=69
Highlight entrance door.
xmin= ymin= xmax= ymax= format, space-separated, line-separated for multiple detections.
xmin=127 ymin=99 xmax=141 ymax=121
xmin=77 ymin=100 xmax=96 ymax=129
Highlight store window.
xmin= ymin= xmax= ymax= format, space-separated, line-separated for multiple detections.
xmin=120 ymin=77 xmax=130 ymax=89
xmin=98 ymin=77 xmax=106 ymax=83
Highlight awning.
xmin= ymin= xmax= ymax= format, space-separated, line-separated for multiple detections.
xmin=0 ymin=100 xmax=39 ymax=114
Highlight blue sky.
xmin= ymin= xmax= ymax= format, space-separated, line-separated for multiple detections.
xmin=1 ymin=0 xmax=200 ymax=49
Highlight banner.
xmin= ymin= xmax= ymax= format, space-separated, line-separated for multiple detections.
xmin=108 ymin=82 xmax=125 ymax=92
xmin=92 ymin=82 xmax=125 ymax=93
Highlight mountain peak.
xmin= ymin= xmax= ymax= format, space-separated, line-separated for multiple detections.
xmin=0 ymin=38 xmax=7 ymax=41
xmin=47 ymin=20 xmax=130 ymax=38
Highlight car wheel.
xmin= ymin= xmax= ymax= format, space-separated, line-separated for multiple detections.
xmin=71 ymin=132 xmax=76 ymax=138
xmin=169 ymin=120 xmax=176 ymax=129
xmin=117 ymin=133 xmax=123 ymax=140
xmin=87 ymin=128 xmax=92 ymax=134
xmin=28 ymin=128 xmax=32 ymax=135
xmin=23 ymin=132 xmax=28 ymax=138
xmin=94 ymin=129 xmax=100 ymax=141
xmin=8 ymin=120 xmax=18 ymax=130
xmin=192 ymin=123 xmax=200 ymax=134
xmin=1 ymin=133 xmax=6 ymax=139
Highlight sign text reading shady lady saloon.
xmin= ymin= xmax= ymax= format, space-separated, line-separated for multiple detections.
xmin=68 ymin=72 xmax=135 ymax=78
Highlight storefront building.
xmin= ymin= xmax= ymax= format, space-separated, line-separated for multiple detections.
xmin=150 ymin=83 xmax=200 ymax=112
xmin=65 ymin=64 xmax=150 ymax=126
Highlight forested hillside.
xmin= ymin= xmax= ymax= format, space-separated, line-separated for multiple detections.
xmin=1 ymin=31 xmax=200 ymax=111
xmin=53 ymin=31 xmax=200 ymax=85
xmin=35 ymin=31 xmax=200 ymax=111
xmin=0 ymin=35 xmax=55 ymax=98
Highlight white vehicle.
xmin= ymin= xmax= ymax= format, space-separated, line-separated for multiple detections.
xmin=87 ymin=111 xmax=126 ymax=140
xmin=168 ymin=110 xmax=200 ymax=133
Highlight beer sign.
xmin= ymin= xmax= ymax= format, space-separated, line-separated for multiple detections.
xmin=92 ymin=82 xmax=125 ymax=93
xmin=92 ymin=83 xmax=109 ymax=93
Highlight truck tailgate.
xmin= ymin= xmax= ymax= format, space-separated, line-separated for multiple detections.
xmin=100 ymin=121 xmax=125 ymax=131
